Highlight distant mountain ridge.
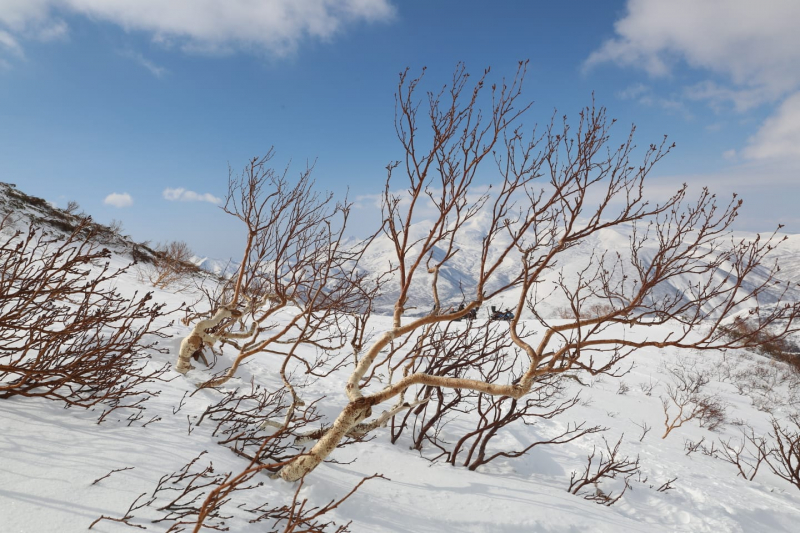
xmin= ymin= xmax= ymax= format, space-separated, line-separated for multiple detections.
xmin=190 ymin=256 xmax=241 ymax=278
xmin=355 ymin=212 xmax=800 ymax=319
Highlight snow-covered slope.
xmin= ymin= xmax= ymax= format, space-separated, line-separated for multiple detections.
xmin=4 ymin=183 xmax=800 ymax=532
xmin=3 ymin=268 xmax=800 ymax=532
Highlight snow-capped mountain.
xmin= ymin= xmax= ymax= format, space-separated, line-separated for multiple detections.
xmin=355 ymin=212 xmax=800 ymax=318
xmin=190 ymin=255 xmax=241 ymax=278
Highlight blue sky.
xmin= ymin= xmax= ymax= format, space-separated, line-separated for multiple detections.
xmin=1 ymin=0 xmax=799 ymax=258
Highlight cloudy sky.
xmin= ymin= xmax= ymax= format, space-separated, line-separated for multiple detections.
xmin=1 ymin=0 xmax=798 ymax=257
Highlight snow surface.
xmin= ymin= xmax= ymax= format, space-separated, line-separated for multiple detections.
xmin=4 ymin=222 xmax=800 ymax=532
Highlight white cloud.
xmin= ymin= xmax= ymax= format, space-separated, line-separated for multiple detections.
xmin=0 ymin=0 xmax=395 ymax=58
xmin=586 ymin=0 xmax=800 ymax=106
xmin=588 ymin=1 xmax=800 ymax=167
xmin=104 ymin=192 xmax=133 ymax=208
xmin=163 ymin=187 xmax=221 ymax=204
xmin=743 ymin=92 xmax=800 ymax=161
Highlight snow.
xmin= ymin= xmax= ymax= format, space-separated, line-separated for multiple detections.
xmin=4 ymin=219 xmax=800 ymax=532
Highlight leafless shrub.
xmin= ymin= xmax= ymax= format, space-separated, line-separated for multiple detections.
xmin=65 ymin=200 xmax=81 ymax=216
xmin=387 ymin=321 xmax=603 ymax=470
xmin=102 ymin=454 xmax=374 ymax=532
xmin=761 ymin=415 xmax=800 ymax=490
xmin=243 ymin=474 xmax=386 ymax=532
xmin=276 ymin=62 xmax=800 ymax=481
xmin=639 ymin=378 xmax=656 ymax=396
xmin=715 ymin=427 xmax=767 ymax=480
xmin=389 ymin=321 xmax=505 ymax=452
xmin=0 ymin=220 xmax=169 ymax=418
xmin=195 ymin=382 xmax=323 ymax=473
xmin=683 ymin=437 xmax=707 ymax=456
xmin=707 ymin=416 xmax=800 ymax=490
xmin=175 ymin=151 xmax=380 ymax=400
xmin=554 ymin=306 xmax=572 ymax=320
xmin=722 ymin=317 xmax=800 ymax=372
xmin=660 ymin=358 xmax=726 ymax=438
xmin=109 ymin=218 xmax=125 ymax=236
xmin=90 ymin=492 xmax=152 ymax=530
xmin=616 ymin=381 xmax=630 ymax=395
xmin=139 ymin=240 xmax=198 ymax=291
xmin=568 ymin=435 xmax=640 ymax=506
xmin=656 ymin=477 xmax=677 ymax=492
xmin=92 ymin=466 xmax=136 ymax=486
xmin=181 ymin=276 xmax=235 ymax=327
xmin=446 ymin=388 xmax=602 ymax=471
xmin=631 ymin=419 xmax=651 ymax=442
xmin=555 ymin=303 xmax=616 ymax=320
xmin=149 ymin=452 xmax=240 ymax=531
xmin=731 ymin=360 xmax=800 ymax=413
xmin=190 ymin=438 xmax=382 ymax=533
xmin=696 ymin=396 xmax=727 ymax=431
xmin=90 ymin=451 xmax=255 ymax=532
xmin=714 ymin=351 xmax=742 ymax=384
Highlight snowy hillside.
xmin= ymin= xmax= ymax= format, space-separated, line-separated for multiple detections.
xmin=4 ymin=260 xmax=800 ymax=532
xmin=357 ymin=212 xmax=800 ymax=318
xmin=190 ymin=256 xmax=241 ymax=279
xmin=3 ymin=185 xmax=800 ymax=532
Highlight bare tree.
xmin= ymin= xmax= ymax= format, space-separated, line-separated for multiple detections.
xmin=715 ymin=426 xmax=768 ymax=480
xmin=270 ymin=63 xmax=800 ymax=482
xmin=64 ymin=200 xmax=81 ymax=216
xmin=167 ymin=63 xmax=799 ymax=483
xmin=92 ymin=448 xmax=375 ymax=532
xmin=174 ymin=152 xmax=378 ymax=401
xmin=387 ymin=320 xmax=603 ymax=469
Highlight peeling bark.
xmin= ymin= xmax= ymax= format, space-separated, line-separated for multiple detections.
xmin=175 ymin=307 xmax=235 ymax=373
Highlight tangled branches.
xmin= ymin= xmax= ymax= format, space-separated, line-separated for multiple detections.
xmin=568 ymin=435 xmax=641 ymax=506
xmin=196 ymin=382 xmax=323 ymax=472
xmin=0 ymin=219 xmax=169 ymax=416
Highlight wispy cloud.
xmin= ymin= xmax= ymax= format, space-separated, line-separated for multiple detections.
xmin=743 ymin=91 xmax=800 ymax=161
xmin=120 ymin=50 xmax=167 ymax=78
xmin=34 ymin=19 xmax=67 ymax=42
xmin=0 ymin=29 xmax=22 ymax=56
xmin=683 ymin=81 xmax=774 ymax=113
xmin=616 ymin=82 xmax=693 ymax=119
xmin=163 ymin=188 xmax=221 ymax=204
xmin=104 ymin=192 xmax=133 ymax=208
